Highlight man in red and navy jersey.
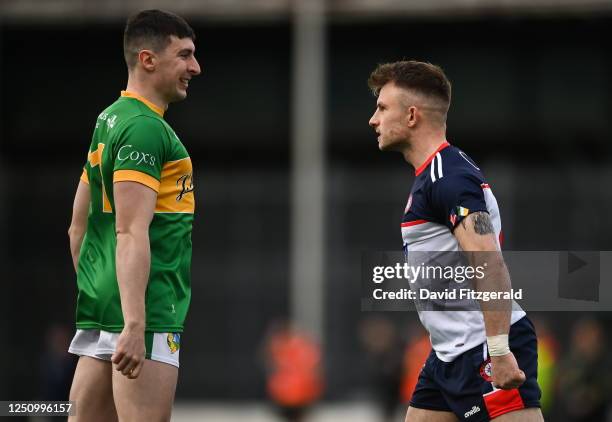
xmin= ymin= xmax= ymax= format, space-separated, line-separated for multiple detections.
xmin=368 ymin=61 xmax=543 ymax=422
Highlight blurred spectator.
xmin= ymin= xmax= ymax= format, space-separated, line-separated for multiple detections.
xmin=556 ymin=317 xmax=612 ymax=422
xmin=264 ymin=320 xmax=323 ymax=422
xmin=531 ymin=316 xmax=559 ymax=417
xmin=358 ymin=316 xmax=404 ymax=422
xmin=40 ymin=324 xmax=77 ymax=401
xmin=400 ymin=323 xmax=430 ymax=404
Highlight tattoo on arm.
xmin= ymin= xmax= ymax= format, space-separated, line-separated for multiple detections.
xmin=472 ymin=211 xmax=494 ymax=235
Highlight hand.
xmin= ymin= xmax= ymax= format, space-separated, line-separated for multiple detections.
xmin=490 ymin=352 xmax=526 ymax=390
xmin=111 ymin=324 xmax=146 ymax=379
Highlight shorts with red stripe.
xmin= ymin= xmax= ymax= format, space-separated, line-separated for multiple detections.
xmin=409 ymin=316 xmax=541 ymax=421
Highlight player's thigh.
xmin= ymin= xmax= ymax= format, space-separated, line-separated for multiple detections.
xmin=68 ymin=356 xmax=117 ymax=422
xmin=405 ymin=406 xmax=459 ymax=422
xmin=491 ymin=407 xmax=543 ymax=421
xmin=112 ymin=359 xmax=178 ymax=422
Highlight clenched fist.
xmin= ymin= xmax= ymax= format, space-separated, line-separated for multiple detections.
xmin=490 ymin=352 xmax=526 ymax=390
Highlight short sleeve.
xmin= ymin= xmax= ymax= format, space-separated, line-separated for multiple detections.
xmin=112 ymin=116 xmax=167 ymax=193
xmin=430 ymin=172 xmax=488 ymax=231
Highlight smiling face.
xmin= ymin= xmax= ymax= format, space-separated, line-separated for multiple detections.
xmin=152 ymin=35 xmax=201 ymax=104
xmin=368 ymin=82 xmax=413 ymax=152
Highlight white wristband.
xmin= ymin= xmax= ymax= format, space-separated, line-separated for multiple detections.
xmin=487 ymin=334 xmax=510 ymax=357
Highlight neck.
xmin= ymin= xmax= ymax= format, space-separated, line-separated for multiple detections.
xmin=125 ymin=74 xmax=168 ymax=112
xmin=400 ymin=127 xmax=447 ymax=171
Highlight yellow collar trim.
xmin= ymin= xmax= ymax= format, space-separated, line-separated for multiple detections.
xmin=120 ymin=91 xmax=165 ymax=117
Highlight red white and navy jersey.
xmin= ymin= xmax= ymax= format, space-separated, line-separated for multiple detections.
xmin=401 ymin=141 xmax=525 ymax=362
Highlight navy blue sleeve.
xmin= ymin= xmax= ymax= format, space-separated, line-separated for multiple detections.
xmin=429 ymin=172 xmax=489 ymax=231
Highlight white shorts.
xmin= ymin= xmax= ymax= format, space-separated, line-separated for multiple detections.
xmin=68 ymin=329 xmax=181 ymax=368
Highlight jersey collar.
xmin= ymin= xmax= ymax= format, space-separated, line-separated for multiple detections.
xmin=414 ymin=141 xmax=450 ymax=176
xmin=120 ymin=91 xmax=165 ymax=117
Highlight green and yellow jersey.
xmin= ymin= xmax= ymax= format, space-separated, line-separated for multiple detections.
xmin=76 ymin=91 xmax=194 ymax=333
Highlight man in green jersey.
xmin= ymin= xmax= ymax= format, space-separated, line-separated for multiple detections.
xmin=66 ymin=9 xmax=200 ymax=421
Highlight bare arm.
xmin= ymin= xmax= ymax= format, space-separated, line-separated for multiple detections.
xmin=68 ymin=180 xmax=90 ymax=272
xmin=454 ymin=211 xmax=525 ymax=389
xmin=454 ymin=212 xmax=511 ymax=336
xmin=111 ymin=180 xmax=157 ymax=379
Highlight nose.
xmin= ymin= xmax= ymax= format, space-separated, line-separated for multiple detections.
xmin=189 ymin=56 xmax=201 ymax=76
xmin=369 ymin=113 xmax=378 ymax=128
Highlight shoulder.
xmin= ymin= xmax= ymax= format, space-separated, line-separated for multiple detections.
xmin=415 ymin=144 xmax=484 ymax=185
xmin=429 ymin=146 xmax=487 ymax=198
xmin=120 ymin=114 xmax=166 ymax=131
xmin=436 ymin=145 xmax=484 ymax=180
xmin=114 ymin=115 xmax=172 ymax=144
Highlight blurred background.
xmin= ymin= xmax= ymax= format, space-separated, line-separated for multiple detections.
xmin=1 ymin=0 xmax=612 ymax=420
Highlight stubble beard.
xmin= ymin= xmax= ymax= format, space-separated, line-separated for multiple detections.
xmin=166 ymin=84 xmax=188 ymax=104
xmin=380 ymin=134 xmax=410 ymax=154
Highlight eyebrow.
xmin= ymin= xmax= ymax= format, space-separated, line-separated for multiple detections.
xmin=177 ymin=48 xmax=194 ymax=55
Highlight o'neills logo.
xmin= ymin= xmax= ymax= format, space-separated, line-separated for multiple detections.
xmin=464 ymin=405 xmax=481 ymax=418
xmin=176 ymin=173 xmax=194 ymax=201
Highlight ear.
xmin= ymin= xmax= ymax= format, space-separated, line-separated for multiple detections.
xmin=138 ymin=49 xmax=156 ymax=72
xmin=405 ymin=105 xmax=418 ymax=128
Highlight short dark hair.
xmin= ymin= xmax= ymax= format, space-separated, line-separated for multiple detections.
xmin=368 ymin=60 xmax=451 ymax=113
xmin=124 ymin=9 xmax=195 ymax=69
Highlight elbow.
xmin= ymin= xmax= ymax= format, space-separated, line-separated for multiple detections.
xmin=115 ymin=225 xmax=132 ymax=237
xmin=478 ymin=251 xmax=506 ymax=274
xmin=68 ymin=222 xmax=86 ymax=240
xmin=465 ymin=248 xmax=505 ymax=269
xmin=68 ymin=225 xmax=78 ymax=240
xmin=115 ymin=225 xmax=148 ymax=239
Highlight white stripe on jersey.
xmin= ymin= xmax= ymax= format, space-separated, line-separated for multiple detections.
xmin=430 ymin=153 xmax=444 ymax=182
xmin=430 ymin=158 xmax=437 ymax=182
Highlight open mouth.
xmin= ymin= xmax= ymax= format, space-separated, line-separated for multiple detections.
xmin=179 ymin=78 xmax=190 ymax=87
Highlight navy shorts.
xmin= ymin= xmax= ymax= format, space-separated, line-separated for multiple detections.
xmin=410 ymin=316 xmax=541 ymax=421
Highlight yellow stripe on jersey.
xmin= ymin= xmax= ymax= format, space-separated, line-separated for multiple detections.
xmin=88 ymin=143 xmax=112 ymax=213
xmin=155 ymin=157 xmax=195 ymax=213
xmin=80 ymin=169 xmax=89 ymax=184
xmin=114 ymin=170 xmax=161 ymax=193
xmin=88 ymin=149 xmax=101 ymax=167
